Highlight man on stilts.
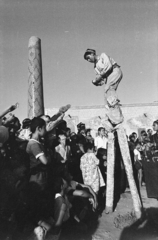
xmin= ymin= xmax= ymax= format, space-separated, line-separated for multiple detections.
xmin=84 ymin=49 xmax=123 ymax=126
xmin=84 ymin=49 xmax=143 ymax=219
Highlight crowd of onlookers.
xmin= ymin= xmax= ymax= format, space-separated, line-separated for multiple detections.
xmin=128 ymin=126 xmax=157 ymax=191
xmin=0 ymin=104 xmax=158 ymax=239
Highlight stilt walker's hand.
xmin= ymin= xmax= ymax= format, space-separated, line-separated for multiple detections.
xmin=92 ymin=80 xmax=98 ymax=86
xmin=92 ymin=79 xmax=104 ymax=86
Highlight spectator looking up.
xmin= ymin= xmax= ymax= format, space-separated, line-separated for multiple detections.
xmin=55 ymin=134 xmax=71 ymax=164
xmin=26 ymin=117 xmax=49 ymax=190
xmin=94 ymin=127 xmax=108 ymax=150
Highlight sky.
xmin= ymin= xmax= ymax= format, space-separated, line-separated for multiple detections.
xmin=0 ymin=0 xmax=158 ymax=120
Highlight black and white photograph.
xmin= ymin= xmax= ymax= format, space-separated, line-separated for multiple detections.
xmin=0 ymin=0 xmax=158 ymax=239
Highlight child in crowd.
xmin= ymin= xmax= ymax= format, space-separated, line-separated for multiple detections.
xmin=134 ymin=142 xmax=143 ymax=190
xmin=94 ymin=127 xmax=108 ymax=151
xmin=96 ymin=148 xmax=107 ymax=184
xmin=34 ymin=177 xmax=69 ymax=240
xmin=53 ymin=177 xmax=71 ymax=234
xmin=85 ymin=128 xmax=94 ymax=144
xmin=26 ymin=117 xmax=52 ymax=234
xmin=62 ymin=169 xmax=98 ymax=214
xmin=96 ymin=148 xmax=107 ymax=213
xmin=54 ymin=167 xmax=98 ymax=232
xmin=80 ymin=142 xmax=105 ymax=195
xmin=26 ymin=117 xmax=50 ymax=190
xmin=54 ymin=134 xmax=71 ymax=164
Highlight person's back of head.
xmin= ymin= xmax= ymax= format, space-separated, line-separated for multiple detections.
xmin=85 ymin=128 xmax=91 ymax=137
xmin=56 ymin=120 xmax=67 ymax=136
xmin=54 ymin=177 xmax=64 ymax=194
xmin=96 ymin=148 xmax=107 ymax=161
xmin=30 ymin=117 xmax=46 ymax=134
xmin=85 ymin=142 xmax=94 ymax=153
xmin=40 ymin=115 xmax=50 ymax=124
xmin=22 ymin=118 xmax=31 ymax=129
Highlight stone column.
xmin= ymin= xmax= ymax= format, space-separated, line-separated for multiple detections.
xmin=28 ymin=36 xmax=44 ymax=119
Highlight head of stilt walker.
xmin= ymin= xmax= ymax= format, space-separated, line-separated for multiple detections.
xmin=84 ymin=49 xmax=96 ymax=61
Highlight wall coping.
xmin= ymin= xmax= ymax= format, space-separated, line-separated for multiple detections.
xmin=46 ymin=102 xmax=158 ymax=111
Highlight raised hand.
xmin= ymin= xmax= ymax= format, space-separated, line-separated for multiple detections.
xmin=9 ymin=103 xmax=19 ymax=112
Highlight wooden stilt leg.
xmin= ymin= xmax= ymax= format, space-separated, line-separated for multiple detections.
xmin=117 ymin=127 xmax=142 ymax=219
xmin=106 ymin=132 xmax=115 ymax=213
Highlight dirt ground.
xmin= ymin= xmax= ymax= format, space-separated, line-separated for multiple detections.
xmin=89 ymin=187 xmax=158 ymax=240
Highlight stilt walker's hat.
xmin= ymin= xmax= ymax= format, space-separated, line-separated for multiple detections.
xmin=84 ymin=49 xmax=96 ymax=59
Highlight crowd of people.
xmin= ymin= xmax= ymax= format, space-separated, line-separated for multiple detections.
xmin=128 ymin=125 xmax=158 ymax=198
xmin=0 ymin=103 xmax=158 ymax=240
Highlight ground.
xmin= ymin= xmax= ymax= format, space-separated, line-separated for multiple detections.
xmin=90 ymin=187 xmax=158 ymax=240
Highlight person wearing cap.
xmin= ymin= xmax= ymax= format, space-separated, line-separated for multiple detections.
xmin=77 ymin=122 xmax=86 ymax=133
xmin=84 ymin=49 xmax=123 ymax=125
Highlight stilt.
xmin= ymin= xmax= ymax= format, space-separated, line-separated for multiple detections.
xmin=105 ymin=132 xmax=115 ymax=213
xmin=117 ymin=126 xmax=142 ymax=218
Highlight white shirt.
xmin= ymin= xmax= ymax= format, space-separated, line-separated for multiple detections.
xmin=94 ymin=136 xmax=108 ymax=150
xmin=134 ymin=149 xmax=141 ymax=161
xmin=55 ymin=144 xmax=71 ymax=163
xmin=95 ymin=53 xmax=116 ymax=76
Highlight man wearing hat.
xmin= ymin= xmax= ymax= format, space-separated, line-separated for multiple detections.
xmin=84 ymin=49 xmax=124 ymax=126
xmin=77 ymin=122 xmax=85 ymax=132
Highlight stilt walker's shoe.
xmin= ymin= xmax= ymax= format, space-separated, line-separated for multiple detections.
xmin=106 ymin=96 xmax=124 ymax=126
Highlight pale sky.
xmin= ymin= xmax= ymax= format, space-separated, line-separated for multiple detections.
xmin=0 ymin=0 xmax=158 ymax=120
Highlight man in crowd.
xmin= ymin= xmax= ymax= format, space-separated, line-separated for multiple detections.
xmin=94 ymin=127 xmax=108 ymax=151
